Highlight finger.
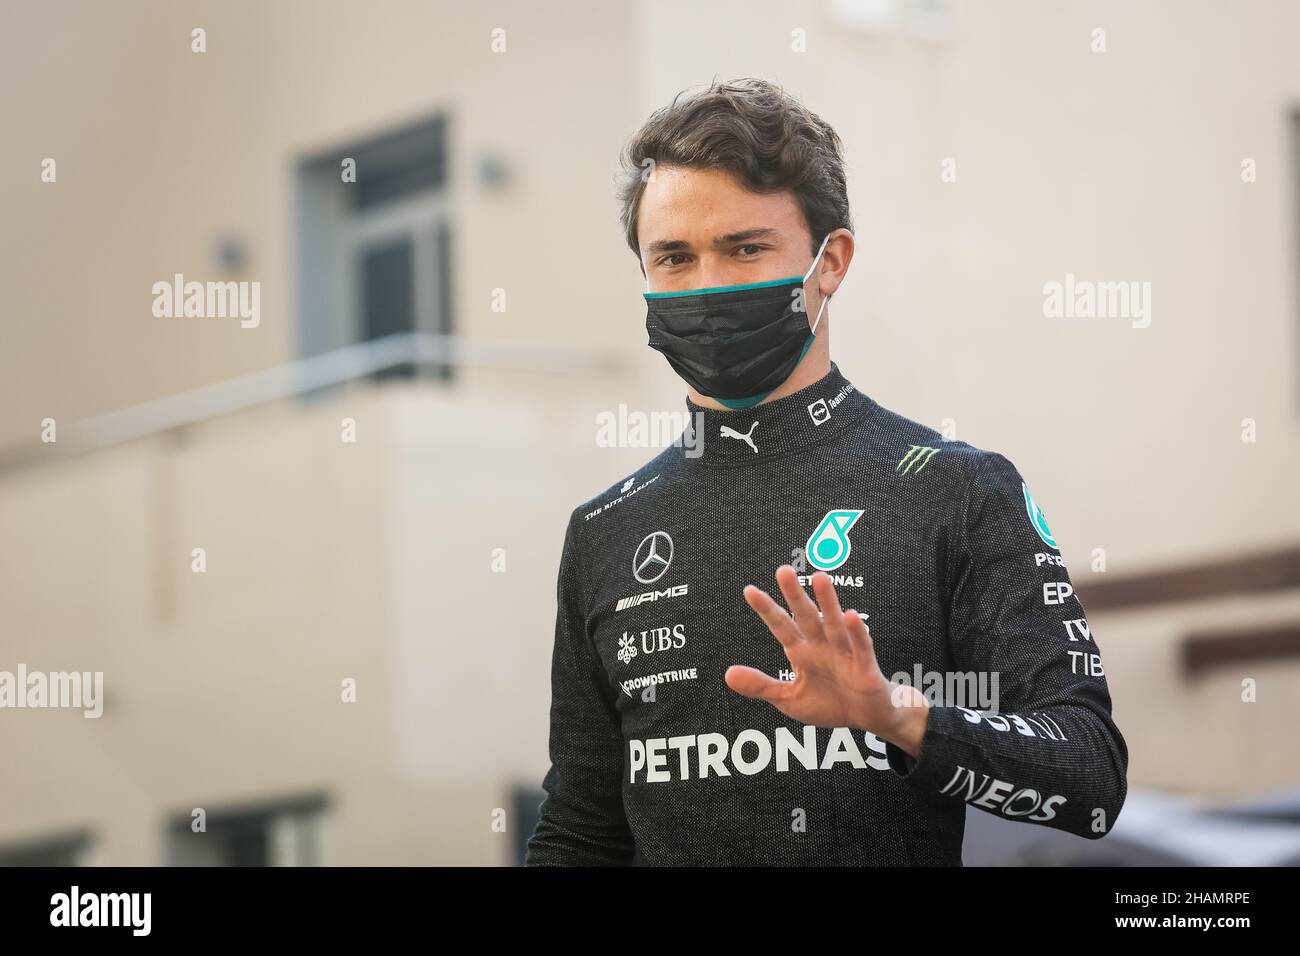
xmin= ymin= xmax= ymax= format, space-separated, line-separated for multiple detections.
xmin=845 ymin=610 xmax=882 ymax=677
xmin=724 ymin=664 xmax=794 ymax=705
xmin=743 ymin=584 xmax=803 ymax=649
xmin=774 ymin=565 xmax=825 ymax=641
xmin=811 ymin=572 xmax=850 ymax=654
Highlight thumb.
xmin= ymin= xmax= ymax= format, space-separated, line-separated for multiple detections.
xmin=725 ymin=665 xmax=790 ymax=703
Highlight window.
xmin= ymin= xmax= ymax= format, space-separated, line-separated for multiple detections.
xmin=166 ymin=794 xmax=329 ymax=866
xmin=296 ymin=116 xmax=453 ymax=382
xmin=0 ymin=830 xmax=92 ymax=866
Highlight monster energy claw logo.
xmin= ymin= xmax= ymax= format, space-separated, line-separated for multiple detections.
xmin=1022 ymin=482 xmax=1057 ymax=550
xmin=805 ymin=509 xmax=865 ymax=572
xmin=897 ymin=445 xmax=939 ymax=475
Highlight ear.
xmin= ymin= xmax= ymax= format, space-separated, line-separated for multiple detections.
xmin=819 ymin=229 xmax=854 ymax=297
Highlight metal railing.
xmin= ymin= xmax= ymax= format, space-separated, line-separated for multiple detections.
xmin=0 ymin=333 xmax=619 ymax=473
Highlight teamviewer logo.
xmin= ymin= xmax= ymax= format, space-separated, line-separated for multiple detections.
xmin=807 ymin=398 xmax=830 ymax=425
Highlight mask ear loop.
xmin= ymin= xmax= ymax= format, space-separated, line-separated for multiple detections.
xmin=810 ymin=291 xmax=832 ymax=335
xmin=804 ymin=232 xmax=833 ymax=335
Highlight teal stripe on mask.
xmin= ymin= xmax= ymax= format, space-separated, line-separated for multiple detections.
xmin=644 ymin=275 xmax=801 ymax=299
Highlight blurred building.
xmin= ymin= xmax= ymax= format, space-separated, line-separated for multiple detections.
xmin=0 ymin=0 xmax=1298 ymax=865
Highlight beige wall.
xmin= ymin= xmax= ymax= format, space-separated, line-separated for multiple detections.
xmin=0 ymin=0 xmax=639 ymax=445
xmin=0 ymin=378 xmax=652 ymax=863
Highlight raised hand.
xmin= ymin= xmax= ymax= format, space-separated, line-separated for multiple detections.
xmin=725 ymin=564 xmax=928 ymax=754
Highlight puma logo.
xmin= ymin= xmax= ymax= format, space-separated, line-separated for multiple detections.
xmin=719 ymin=422 xmax=759 ymax=454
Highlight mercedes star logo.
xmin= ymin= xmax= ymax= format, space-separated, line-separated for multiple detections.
xmin=633 ymin=531 xmax=674 ymax=584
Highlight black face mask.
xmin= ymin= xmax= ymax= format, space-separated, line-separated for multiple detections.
xmin=643 ymin=233 xmax=832 ymax=409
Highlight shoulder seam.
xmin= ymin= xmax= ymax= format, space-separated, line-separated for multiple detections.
xmin=565 ymin=509 xmax=600 ymax=660
xmin=954 ymin=449 xmax=1000 ymax=564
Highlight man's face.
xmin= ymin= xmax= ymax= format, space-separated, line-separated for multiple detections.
xmin=638 ymin=165 xmax=818 ymax=295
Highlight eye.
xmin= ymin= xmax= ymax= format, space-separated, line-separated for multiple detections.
xmin=659 ymin=253 xmax=689 ymax=267
xmin=736 ymin=244 xmax=764 ymax=256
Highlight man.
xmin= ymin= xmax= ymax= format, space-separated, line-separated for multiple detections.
xmin=525 ymin=78 xmax=1127 ymax=866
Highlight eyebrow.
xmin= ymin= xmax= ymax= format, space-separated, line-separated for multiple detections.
xmin=644 ymin=227 xmax=782 ymax=257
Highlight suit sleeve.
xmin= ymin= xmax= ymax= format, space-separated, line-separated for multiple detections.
xmin=525 ymin=511 xmax=635 ymax=865
xmin=883 ymin=452 xmax=1129 ymax=840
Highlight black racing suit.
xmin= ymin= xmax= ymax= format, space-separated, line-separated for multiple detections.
xmin=525 ymin=361 xmax=1128 ymax=865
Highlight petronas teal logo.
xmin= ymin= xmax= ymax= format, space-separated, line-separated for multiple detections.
xmin=804 ymin=509 xmax=865 ymax=571
xmin=1022 ymin=482 xmax=1058 ymax=550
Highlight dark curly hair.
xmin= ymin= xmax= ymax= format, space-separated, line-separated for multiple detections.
xmin=616 ymin=77 xmax=853 ymax=261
